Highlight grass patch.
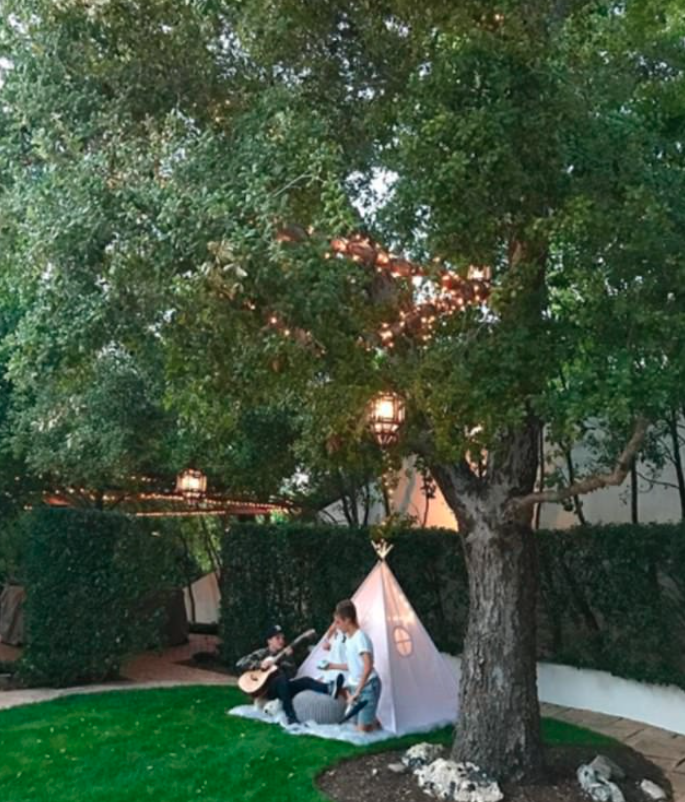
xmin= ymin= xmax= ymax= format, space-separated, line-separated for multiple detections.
xmin=0 ymin=687 xmax=613 ymax=802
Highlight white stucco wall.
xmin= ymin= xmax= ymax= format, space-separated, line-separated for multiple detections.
xmin=443 ymin=655 xmax=685 ymax=736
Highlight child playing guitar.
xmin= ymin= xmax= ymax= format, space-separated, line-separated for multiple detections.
xmin=236 ymin=624 xmax=331 ymax=725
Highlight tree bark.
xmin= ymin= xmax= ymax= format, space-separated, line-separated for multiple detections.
xmin=564 ymin=449 xmax=587 ymax=525
xmin=668 ymin=411 xmax=685 ymax=519
xmin=456 ymin=519 xmax=543 ymax=781
xmin=430 ymin=419 xmax=544 ymax=782
xmin=534 ymin=427 xmax=545 ymax=530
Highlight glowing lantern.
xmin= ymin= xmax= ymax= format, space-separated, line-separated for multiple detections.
xmin=368 ymin=392 xmax=406 ymax=448
xmin=175 ymin=469 xmax=208 ymax=501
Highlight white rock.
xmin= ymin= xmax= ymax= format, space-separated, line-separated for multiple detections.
xmin=607 ymin=783 xmax=625 ymax=802
xmin=577 ymin=763 xmax=624 ymax=802
xmin=578 ymin=765 xmax=598 ymax=788
xmin=590 ymin=755 xmax=626 ymax=781
xmin=402 ymin=743 xmax=446 ymax=771
xmin=640 ymin=779 xmax=667 ymax=801
xmin=416 ymin=758 xmax=503 ymax=802
xmin=588 ymin=783 xmax=613 ymax=802
xmin=387 ymin=763 xmax=408 ymax=775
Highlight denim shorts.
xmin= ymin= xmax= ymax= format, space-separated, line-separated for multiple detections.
xmin=354 ymin=676 xmax=381 ymax=726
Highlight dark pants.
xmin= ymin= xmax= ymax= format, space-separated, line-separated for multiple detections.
xmin=266 ymin=673 xmax=328 ymax=723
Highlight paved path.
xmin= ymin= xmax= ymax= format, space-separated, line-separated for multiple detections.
xmin=0 ymin=634 xmax=234 ymax=711
xmin=1 ymin=640 xmax=684 ymax=800
xmin=542 ymin=702 xmax=685 ymax=801
xmin=121 ymin=633 xmax=233 ymax=685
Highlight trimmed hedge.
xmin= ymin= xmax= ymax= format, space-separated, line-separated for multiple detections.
xmin=219 ymin=524 xmax=467 ymax=668
xmin=537 ymin=523 xmax=685 ymax=688
xmin=220 ymin=522 xmax=685 ymax=690
xmin=0 ymin=512 xmax=23 ymax=585
xmin=21 ymin=507 xmax=179 ymax=687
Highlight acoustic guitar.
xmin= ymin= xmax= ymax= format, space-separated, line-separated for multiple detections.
xmin=238 ymin=628 xmax=317 ymax=697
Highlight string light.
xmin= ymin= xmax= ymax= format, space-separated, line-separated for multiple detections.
xmin=271 ymin=228 xmax=493 ymax=350
xmin=44 ymin=489 xmax=290 ymax=518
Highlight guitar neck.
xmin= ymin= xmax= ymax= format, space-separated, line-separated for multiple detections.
xmin=272 ymin=630 xmax=314 ymax=665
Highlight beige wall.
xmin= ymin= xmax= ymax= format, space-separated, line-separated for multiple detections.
xmin=323 ymin=451 xmax=683 ymax=530
xmin=538 ymin=447 xmax=683 ymax=529
xmin=321 ymin=457 xmax=458 ymax=529
xmin=389 ymin=458 xmax=458 ymax=529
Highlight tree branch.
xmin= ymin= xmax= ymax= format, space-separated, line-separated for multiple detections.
xmin=635 ymin=471 xmax=682 ymax=492
xmin=509 ymin=417 xmax=650 ymax=512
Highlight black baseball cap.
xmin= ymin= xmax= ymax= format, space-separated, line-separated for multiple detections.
xmin=264 ymin=624 xmax=284 ymax=641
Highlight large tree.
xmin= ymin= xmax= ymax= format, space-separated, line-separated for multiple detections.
xmin=3 ymin=0 xmax=685 ymax=781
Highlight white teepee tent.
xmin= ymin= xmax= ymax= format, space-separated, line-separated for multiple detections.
xmin=298 ymin=545 xmax=459 ymax=735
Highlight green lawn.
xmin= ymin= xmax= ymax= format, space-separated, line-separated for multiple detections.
xmin=0 ymin=686 xmax=613 ymax=802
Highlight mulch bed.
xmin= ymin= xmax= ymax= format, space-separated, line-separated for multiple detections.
xmin=317 ymin=744 xmax=672 ymax=802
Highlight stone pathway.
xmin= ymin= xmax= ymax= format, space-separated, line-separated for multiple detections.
xmin=0 ymin=634 xmax=234 ymax=711
xmin=121 ymin=633 xmax=233 ymax=685
xmin=542 ymin=702 xmax=685 ymax=802
xmin=1 ymin=641 xmax=684 ymax=800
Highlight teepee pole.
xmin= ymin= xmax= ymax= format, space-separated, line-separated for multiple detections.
xmin=371 ymin=538 xmax=394 ymax=561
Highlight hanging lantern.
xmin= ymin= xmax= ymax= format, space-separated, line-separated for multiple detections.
xmin=175 ymin=469 xmax=208 ymax=501
xmin=368 ymin=392 xmax=406 ymax=448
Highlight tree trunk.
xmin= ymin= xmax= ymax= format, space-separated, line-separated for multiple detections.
xmin=455 ymin=518 xmax=543 ymax=780
xmin=534 ymin=427 xmax=545 ymax=530
xmin=630 ymin=458 xmax=639 ymax=524
xmin=362 ymin=483 xmax=372 ymax=526
xmin=338 ymin=474 xmax=355 ymax=526
xmin=430 ymin=419 xmax=544 ymax=782
xmin=564 ymin=449 xmax=587 ymax=525
xmin=668 ymin=412 xmax=685 ymax=519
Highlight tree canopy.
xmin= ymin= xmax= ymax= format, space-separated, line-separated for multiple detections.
xmin=2 ymin=1 xmax=684 ymax=498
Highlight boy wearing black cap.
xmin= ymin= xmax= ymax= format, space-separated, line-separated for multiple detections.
xmin=236 ymin=624 xmax=330 ymax=725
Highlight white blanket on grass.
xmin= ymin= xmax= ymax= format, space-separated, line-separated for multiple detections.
xmin=228 ymin=704 xmax=396 ymax=746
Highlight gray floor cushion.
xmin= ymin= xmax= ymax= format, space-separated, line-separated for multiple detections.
xmin=294 ymin=690 xmax=346 ymax=725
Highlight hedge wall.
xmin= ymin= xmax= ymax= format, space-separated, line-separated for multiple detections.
xmin=220 ymin=522 xmax=685 ymax=690
xmin=537 ymin=523 xmax=685 ymax=688
xmin=0 ymin=511 xmax=23 ymax=585
xmin=219 ymin=523 xmax=466 ymax=668
xmin=21 ymin=507 xmax=179 ymax=687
